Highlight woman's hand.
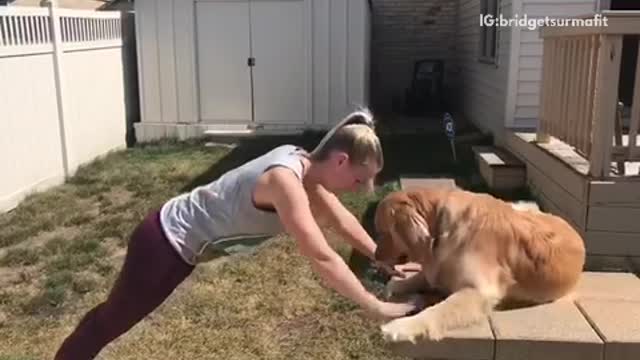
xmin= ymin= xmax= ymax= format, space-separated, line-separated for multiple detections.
xmin=372 ymin=261 xmax=423 ymax=279
xmin=394 ymin=262 xmax=423 ymax=274
xmin=365 ymin=297 xmax=423 ymax=320
xmin=373 ymin=261 xmax=408 ymax=278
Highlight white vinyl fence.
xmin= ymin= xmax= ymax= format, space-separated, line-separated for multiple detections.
xmin=0 ymin=4 xmax=127 ymax=212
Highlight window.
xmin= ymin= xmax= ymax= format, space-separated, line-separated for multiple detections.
xmin=480 ymin=0 xmax=499 ymax=64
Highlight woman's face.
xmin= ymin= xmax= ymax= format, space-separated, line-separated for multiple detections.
xmin=324 ymin=152 xmax=380 ymax=194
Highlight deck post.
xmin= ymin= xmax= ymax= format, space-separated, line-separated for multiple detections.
xmin=629 ymin=39 xmax=640 ymax=169
xmin=537 ymin=37 xmax=553 ymax=143
xmin=589 ymin=34 xmax=622 ymax=179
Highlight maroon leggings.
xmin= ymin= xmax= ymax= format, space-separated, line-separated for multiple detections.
xmin=54 ymin=209 xmax=195 ymax=360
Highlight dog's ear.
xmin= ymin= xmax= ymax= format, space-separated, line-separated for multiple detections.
xmin=392 ymin=205 xmax=436 ymax=256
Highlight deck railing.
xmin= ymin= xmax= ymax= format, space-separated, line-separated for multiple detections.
xmin=537 ymin=11 xmax=640 ymax=178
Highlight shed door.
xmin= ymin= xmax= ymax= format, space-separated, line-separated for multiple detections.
xmin=195 ymin=0 xmax=309 ymax=125
xmin=196 ymin=1 xmax=252 ymax=123
xmin=251 ymin=0 xmax=309 ymax=125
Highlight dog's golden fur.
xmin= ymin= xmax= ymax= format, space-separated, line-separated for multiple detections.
xmin=373 ymin=186 xmax=585 ymax=342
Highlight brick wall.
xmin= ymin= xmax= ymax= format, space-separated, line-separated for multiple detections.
xmin=369 ymin=0 xmax=457 ymax=114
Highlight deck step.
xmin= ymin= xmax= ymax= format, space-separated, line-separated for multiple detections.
xmin=510 ymin=200 xmax=540 ymax=212
xmin=386 ymin=272 xmax=640 ymax=360
xmin=472 ymin=146 xmax=526 ymax=192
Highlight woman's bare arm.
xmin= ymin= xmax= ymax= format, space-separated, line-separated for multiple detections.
xmin=262 ymin=167 xmax=418 ymax=319
xmin=306 ymin=185 xmax=377 ymax=260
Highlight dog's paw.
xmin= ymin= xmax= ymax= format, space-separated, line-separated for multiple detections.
xmin=380 ymin=316 xmax=443 ymax=343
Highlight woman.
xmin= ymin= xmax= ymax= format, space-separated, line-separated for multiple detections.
xmin=54 ymin=108 xmax=418 ymax=359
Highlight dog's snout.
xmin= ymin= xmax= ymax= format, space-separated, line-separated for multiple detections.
xmin=374 ymin=243 xmax=389 ymax=262
xmin=374 ymin=235 xmax=392 ymax=262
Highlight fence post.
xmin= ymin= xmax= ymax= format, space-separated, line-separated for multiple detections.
xmin=47 ymin=0 xmax=72 ymax=178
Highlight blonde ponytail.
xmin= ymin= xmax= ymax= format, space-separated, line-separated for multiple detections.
xmin=310 ymin=108 xmax=383 ymax=169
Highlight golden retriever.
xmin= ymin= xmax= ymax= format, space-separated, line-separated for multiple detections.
xmin=373 ymin=186 xmax=585 ymax=342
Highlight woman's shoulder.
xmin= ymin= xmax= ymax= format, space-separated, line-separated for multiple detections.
xmin=272 ymin=143 xmax=305 ymax=154
xmin=261 ymin=144 xmax=308 ymax=180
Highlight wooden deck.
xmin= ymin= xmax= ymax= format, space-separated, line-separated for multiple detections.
xmin=506 ymin=131 xmax=640 ymax=256
xmin=537 ymin=11 xmax=640 ymax=178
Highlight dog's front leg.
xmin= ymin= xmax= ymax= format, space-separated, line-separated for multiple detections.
xmin=381 ymin=287 xmax=498 ymax=343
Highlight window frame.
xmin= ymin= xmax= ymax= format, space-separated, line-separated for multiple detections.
xmin=479 ymin=0 xmax=500 ymax=65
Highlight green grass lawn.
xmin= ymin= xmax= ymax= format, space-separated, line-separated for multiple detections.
xmin=0 ymin=130 xmax=527 ymax=359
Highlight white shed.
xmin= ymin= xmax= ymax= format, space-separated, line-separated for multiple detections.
xmin=134 ymin=0 xmax=372 ymax=141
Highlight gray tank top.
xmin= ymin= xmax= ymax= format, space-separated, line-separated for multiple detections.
xmin=159 ymin=144 xmax=307 ymax=265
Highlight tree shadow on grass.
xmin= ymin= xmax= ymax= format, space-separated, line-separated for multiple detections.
xmin=180 ymin=132 xmax=324 ymax=193
xmin=181 ymin=130 xmax=494 ymax=193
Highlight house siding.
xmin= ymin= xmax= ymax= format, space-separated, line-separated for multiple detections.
xmin=455 ymin=0 xmax=512 ymax=136
xmin=369 ymin=0 xmax=457 ymax=113
xmin=513 ymin=0 xmax=597 ymax=127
